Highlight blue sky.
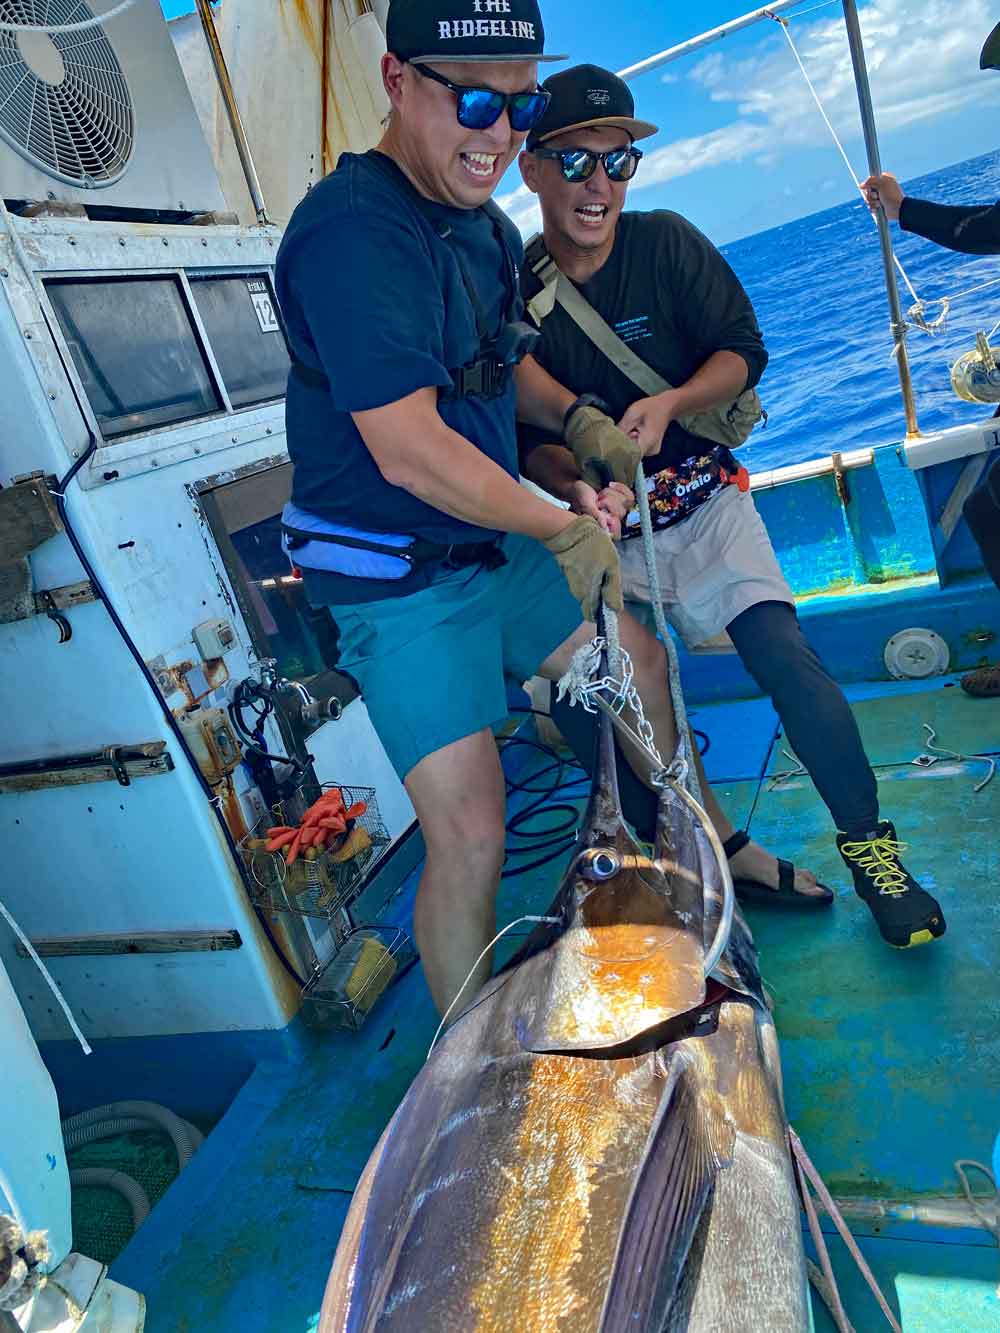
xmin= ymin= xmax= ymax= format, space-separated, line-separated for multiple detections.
xmin=161 ymin=0 xmax=1000 ymax=243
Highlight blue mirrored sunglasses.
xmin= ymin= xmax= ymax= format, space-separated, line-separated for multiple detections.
xmin=531 ymin=146 xmax=643 ymax=183
xmin=412 ymin=63 xmax=550 ymax=132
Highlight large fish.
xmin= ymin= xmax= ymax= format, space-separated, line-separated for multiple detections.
xmin=319 ymin=692 xmax=808 ymax=1332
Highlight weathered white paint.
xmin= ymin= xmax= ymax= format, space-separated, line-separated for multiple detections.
xmin=169 ymin=0 xmax=388 ymax=227
xmin=0 ymin=206 xmax=410 ymax=1043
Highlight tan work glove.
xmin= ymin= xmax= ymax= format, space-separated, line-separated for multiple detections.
xmin=543 ymin=515 xmax=623 ymax=623
xmin=563 ymin=406 xmax=642 ymax=490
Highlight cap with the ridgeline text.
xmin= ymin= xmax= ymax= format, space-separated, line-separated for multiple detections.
xmin=386 ymin=0 xmax=566 ymax=65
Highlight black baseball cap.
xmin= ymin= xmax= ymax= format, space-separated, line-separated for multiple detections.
xmin=386 ymin=0 xmax=565 ymax=65
xmin=526 ymin=63 xmax=658 ymax=149
xmin=981 ymin=21 xmax=1000 ymax=71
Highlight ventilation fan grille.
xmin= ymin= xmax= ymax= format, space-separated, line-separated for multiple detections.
xmin=0 ymin=0 xmax=134 ymax=188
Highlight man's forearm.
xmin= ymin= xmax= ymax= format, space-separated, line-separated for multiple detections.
xmin=670 ymin=349 xmax=750 ymax=415
xmin=522 ymin=443 xmax=582 ymax=503
xmin=355 ymin=392 xmax=571 ymax=542
xmin=514 ymin=354 xmax=576 ymax=433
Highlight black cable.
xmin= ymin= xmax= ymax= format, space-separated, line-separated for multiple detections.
xmin=52 ymin=408 xmax=305 ymax=988
xmin=497 ymin=731 xmax=588 ymax=879
xmin=228 ymin=681 xmax=306 ymax=777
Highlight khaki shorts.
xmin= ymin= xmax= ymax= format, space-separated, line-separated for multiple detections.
xmin=618 ymin=485 xmax=793 ymax=649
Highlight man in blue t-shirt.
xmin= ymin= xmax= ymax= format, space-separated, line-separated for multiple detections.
xmin=515 ymin=65 xmax=946 ymax=952
xmin=276 ymin=1 xmax=804 ymax=1016
xmin=277 ymin=0 xmax=655 ymax=1017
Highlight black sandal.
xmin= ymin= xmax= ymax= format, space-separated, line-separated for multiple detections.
xmin=722 ymin=831 xmax=834 ymax=910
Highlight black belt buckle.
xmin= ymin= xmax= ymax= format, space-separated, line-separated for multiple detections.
xmin=448 ymin=358 xmax=508 ymax=401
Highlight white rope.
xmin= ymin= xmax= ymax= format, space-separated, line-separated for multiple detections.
xmin=918 ymin=722 xmax=995 ymax=793
xmin=0 ymin=0 xmax=138 ymax=35
xmin=0 ymin=898 xmax=91 ymax=1055
xmin=774 ymin=17 xmax=922 ymax=310
xmin=426 ymin=915 xmax=560 ymax=1058
xmin=943 ymin=273 xmax=1000 ymax=308
xmin=788 ymin=0 xmax=841 ymax=17
xmin=0 ymin=1216 xmax=50 ymax=1312
xmin=634 ymin=460 xmax=700 ymax=799
xmin=557 ymin=474 xmax=734 ymax=974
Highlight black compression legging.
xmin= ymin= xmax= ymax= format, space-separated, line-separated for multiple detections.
xmin=550 ymin=600 xmax=879 ymax=842
xmin=726 ymin=600 xmax=878 ymax=836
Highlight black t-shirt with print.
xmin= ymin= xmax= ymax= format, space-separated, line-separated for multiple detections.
xmin=518 ymin=209 xmax=768 ymax=473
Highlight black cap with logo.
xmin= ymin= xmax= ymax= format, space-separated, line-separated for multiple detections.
xmin=386 ymin=0 xmax=566 ymax=65
xmin=526 ymin=63 xmax=658 ymax=149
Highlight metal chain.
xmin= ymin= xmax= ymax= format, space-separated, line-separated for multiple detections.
xmin=565 ymin=633 xmax=688 ymax=788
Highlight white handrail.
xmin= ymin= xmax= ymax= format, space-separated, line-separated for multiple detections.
xmin=749 ymin=446 xmax=874 ymax=491
xmin=617 ymin=0 xmax=806 ymax=81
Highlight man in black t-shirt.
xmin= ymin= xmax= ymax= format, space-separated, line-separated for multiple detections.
xmin=515 ymin=64 xmax=946 ymax=951
xmin=860 ymin=22 xmax=1000 ymax=258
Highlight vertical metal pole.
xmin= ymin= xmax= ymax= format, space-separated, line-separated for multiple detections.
xmin=842 ymin=0 xmax=919 ymax=437
xmin=196 ymin=0 xmax=271 ymax=225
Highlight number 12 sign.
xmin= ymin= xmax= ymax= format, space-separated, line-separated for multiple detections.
xmin=247 ymin=277 xmax=280 ymax=334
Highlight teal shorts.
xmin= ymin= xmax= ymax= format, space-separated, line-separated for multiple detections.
xmin=326 ymin=533 xmax=582 ymax=781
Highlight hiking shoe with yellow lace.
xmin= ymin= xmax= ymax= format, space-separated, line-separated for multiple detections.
xmin=836 ymin=821 xmax=946 ymax=949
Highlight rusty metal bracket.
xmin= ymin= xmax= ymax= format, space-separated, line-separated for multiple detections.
xmin=39 ymin=589 xmax=72 ymax=644
xmin=32 ymin=578 xmax=98 ymax=615
xmin=103 ymin=745 xmax=131 ymax=787
xmin=831 ymin=451 xmax=851 ymax=506
xmin=0 ymin=742 xmax=173 ymax=794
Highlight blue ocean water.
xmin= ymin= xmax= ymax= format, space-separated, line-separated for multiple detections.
xmin=722 ymin=150 xmax=1000 ymax=472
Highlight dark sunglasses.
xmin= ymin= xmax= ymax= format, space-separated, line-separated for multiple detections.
xmin=411 ymin=63 xmax=550 ymax=133
xmin=531 ymin=146 xmax=643 ymax=183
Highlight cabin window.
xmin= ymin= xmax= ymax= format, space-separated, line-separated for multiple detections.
xmin=46 ymin=276 xmax=221 ymax=438
xmin=189 ymin=274 xmax=291 ymax=409
xmin=195 ymin=460 xmax=357 ymax=707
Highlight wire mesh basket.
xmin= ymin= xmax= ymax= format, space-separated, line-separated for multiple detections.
xmin=239 ymin=783 xmax=390 ymax=919
xmin=301 ymin=925 xmax=416 ymax=1031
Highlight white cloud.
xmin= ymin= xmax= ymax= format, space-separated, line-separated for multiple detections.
xmin=495 ymin=181 xmax=542 ymax=235
xmin=632 ymin=0 xmax=1000 ymax=196
xmin=496 ymin=0 xmax=1000 ymax=236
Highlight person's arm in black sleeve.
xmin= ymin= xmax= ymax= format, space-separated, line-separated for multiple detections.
xmin=899 ymin=196 xmax=1000 ymax=256
xmin=667 ymin=213 xmax=768 ymax=388
xmin=617 ymin=213 xmax=767 ymax=453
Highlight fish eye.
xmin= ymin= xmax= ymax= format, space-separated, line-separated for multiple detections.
xmin=579 ymin=849 xmax=621 ymax=881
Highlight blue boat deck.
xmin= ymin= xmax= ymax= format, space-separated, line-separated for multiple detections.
xmin=109 ymin=673 xmax=1000 ymax=1332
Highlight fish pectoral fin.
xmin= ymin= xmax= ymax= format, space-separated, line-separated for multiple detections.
xmin=599 ymin=1056 xmax=735 ymax=1332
